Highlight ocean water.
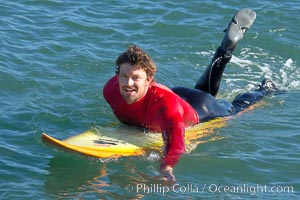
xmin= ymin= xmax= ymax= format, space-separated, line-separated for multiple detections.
xmin=1 ymin=0 xmax=300 ymax=199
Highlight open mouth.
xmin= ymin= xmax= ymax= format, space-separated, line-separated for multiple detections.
xmin=123 ymin=88 xmax=136 ymax=94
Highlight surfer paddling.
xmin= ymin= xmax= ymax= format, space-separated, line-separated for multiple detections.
xmin=103 ymin=8 xmax=279 ymax=182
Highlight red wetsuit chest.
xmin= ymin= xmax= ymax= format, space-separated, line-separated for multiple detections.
xmin=103 ymin=75 xmax=199 ymax=132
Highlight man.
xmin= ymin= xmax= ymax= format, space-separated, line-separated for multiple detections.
xmin=103 ymin=8 xmax=279 ymax=182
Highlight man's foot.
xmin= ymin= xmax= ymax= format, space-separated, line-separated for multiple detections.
xmin=257 ymin=78 xmax=286 ymax=95
xmin=221 ymin=8 xmax=256 ymax=54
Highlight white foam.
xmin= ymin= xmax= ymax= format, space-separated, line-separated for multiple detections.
xmin=146 ymin=151 xmax=161 ymax=162
xmin=268 ymin=28 xmax=286 ymax=33
xmin=279 ymin=58 xmax=300 ymax=89
xmin=230 ymin=55 xmax=254 ymax=68
xmin=195 ymin=50 xmax=213 ymax=56
xmin=257 ymin=63 xmax=273 ymax=78
xmin=198 ymin=48 xmax=299 ymax=96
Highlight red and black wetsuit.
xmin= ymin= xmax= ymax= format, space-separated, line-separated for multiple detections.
xmin=103 ymin=75 xmax=199 ymax=168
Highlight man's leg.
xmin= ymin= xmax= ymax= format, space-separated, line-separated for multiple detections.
xmin=231 ymin=78 xmax=282 ymax=113
xmin=173 ymin=8 xmax=256 ymax=121
xmin=174 ymin=78 xmax=281 ymax=120
xmin=172 ymin=87 xmax=232 ymax=121
xmin=194 ymin=8 xmax=256 ymax=97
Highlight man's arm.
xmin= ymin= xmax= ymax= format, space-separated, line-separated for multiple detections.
xmin=157 ymin=100 xmax=186 ymax=182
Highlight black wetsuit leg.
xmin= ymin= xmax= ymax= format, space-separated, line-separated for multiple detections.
xmin=172 ymin=47 xmax=233 ymax=121
xmin=192 ymin=8 xmax=256 ymax=98
xmin=231 ymin=89 xmax=267 ymax=113
xmin=172 ymin=45 xmax=272 ymax=120
xmin=173 ymin=84 xmax=272 ymax=121
xmin=194 ymin=47 xmax=231 ymax=97
xmin=172 ymin=87 xmax=232 ymax=122
xmin=172 ymin=9 xmax=263 ymax=121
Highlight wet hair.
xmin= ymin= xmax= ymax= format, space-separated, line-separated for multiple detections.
xmin=115 ymin=45 xmax=157 ymax=79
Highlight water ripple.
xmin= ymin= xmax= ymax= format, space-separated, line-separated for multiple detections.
xmin=1 ymin=1 xmax=300 ymax=199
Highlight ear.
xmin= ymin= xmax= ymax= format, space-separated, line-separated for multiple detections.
xmin=146 ymin=75 xmax=153 ymax=84
xmin=145 ymin=75 xmax=153 ymax=87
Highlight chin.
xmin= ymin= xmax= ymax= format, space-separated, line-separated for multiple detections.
xmin=125 ymin=100 xmax=136 ymax=104
xmin=122 ymin=96 xmax=136 ymax=104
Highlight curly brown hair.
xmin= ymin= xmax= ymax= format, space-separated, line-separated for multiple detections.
xmin=115 ymin=45 xmax=157 ymax=79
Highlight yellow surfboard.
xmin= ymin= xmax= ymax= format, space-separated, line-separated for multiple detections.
xmin=42 ymin=118 xmax=227 ymax=159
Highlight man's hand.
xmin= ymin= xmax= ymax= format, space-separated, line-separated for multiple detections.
xmin=160 ymin=165 xmax=176 ymax=182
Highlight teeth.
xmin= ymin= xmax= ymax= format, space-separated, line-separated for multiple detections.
xmin=124 ymin=89 xmax=135 ymax=92
xmin=125 ymin=88 xmax=134 ymax=91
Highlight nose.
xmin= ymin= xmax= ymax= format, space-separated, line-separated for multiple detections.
xmin=125 ymin=77 xmax=134 ymax=86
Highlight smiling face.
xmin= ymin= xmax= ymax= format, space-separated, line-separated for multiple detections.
xmin=118 ymin=63 xmax=153 ymax=104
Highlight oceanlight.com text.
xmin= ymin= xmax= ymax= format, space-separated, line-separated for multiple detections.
xmin=124 ymin=183 xmax=294 ymax=196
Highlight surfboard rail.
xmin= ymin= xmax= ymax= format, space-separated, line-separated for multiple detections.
xmin=42 ymin=118 xmax=228 ymax=159
xmin=42 ymin=133 xmax=145 ymax=158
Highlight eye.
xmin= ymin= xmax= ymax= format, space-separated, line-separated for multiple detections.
xmin=132 ymin=76 xmax=141 ymax=81
xmin=119 ymin=74 xmax=127 ymax=79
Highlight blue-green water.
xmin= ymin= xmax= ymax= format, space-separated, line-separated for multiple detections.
xmin=1 ymin=1 xmax=300 ymax=199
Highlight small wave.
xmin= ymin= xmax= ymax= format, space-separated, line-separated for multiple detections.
xmin=195 ymin=47 xmax=299 ymax=102
xmin=145 ymin=151 xmax=161 ymax=162
xmin=228 ymin=48 xmax=300 ymax=94
xmin=279 ymin=58 xmax=300 ymax=90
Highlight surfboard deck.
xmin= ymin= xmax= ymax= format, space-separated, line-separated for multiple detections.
xmin=42 ymin=118 xmax=227 ymax=159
